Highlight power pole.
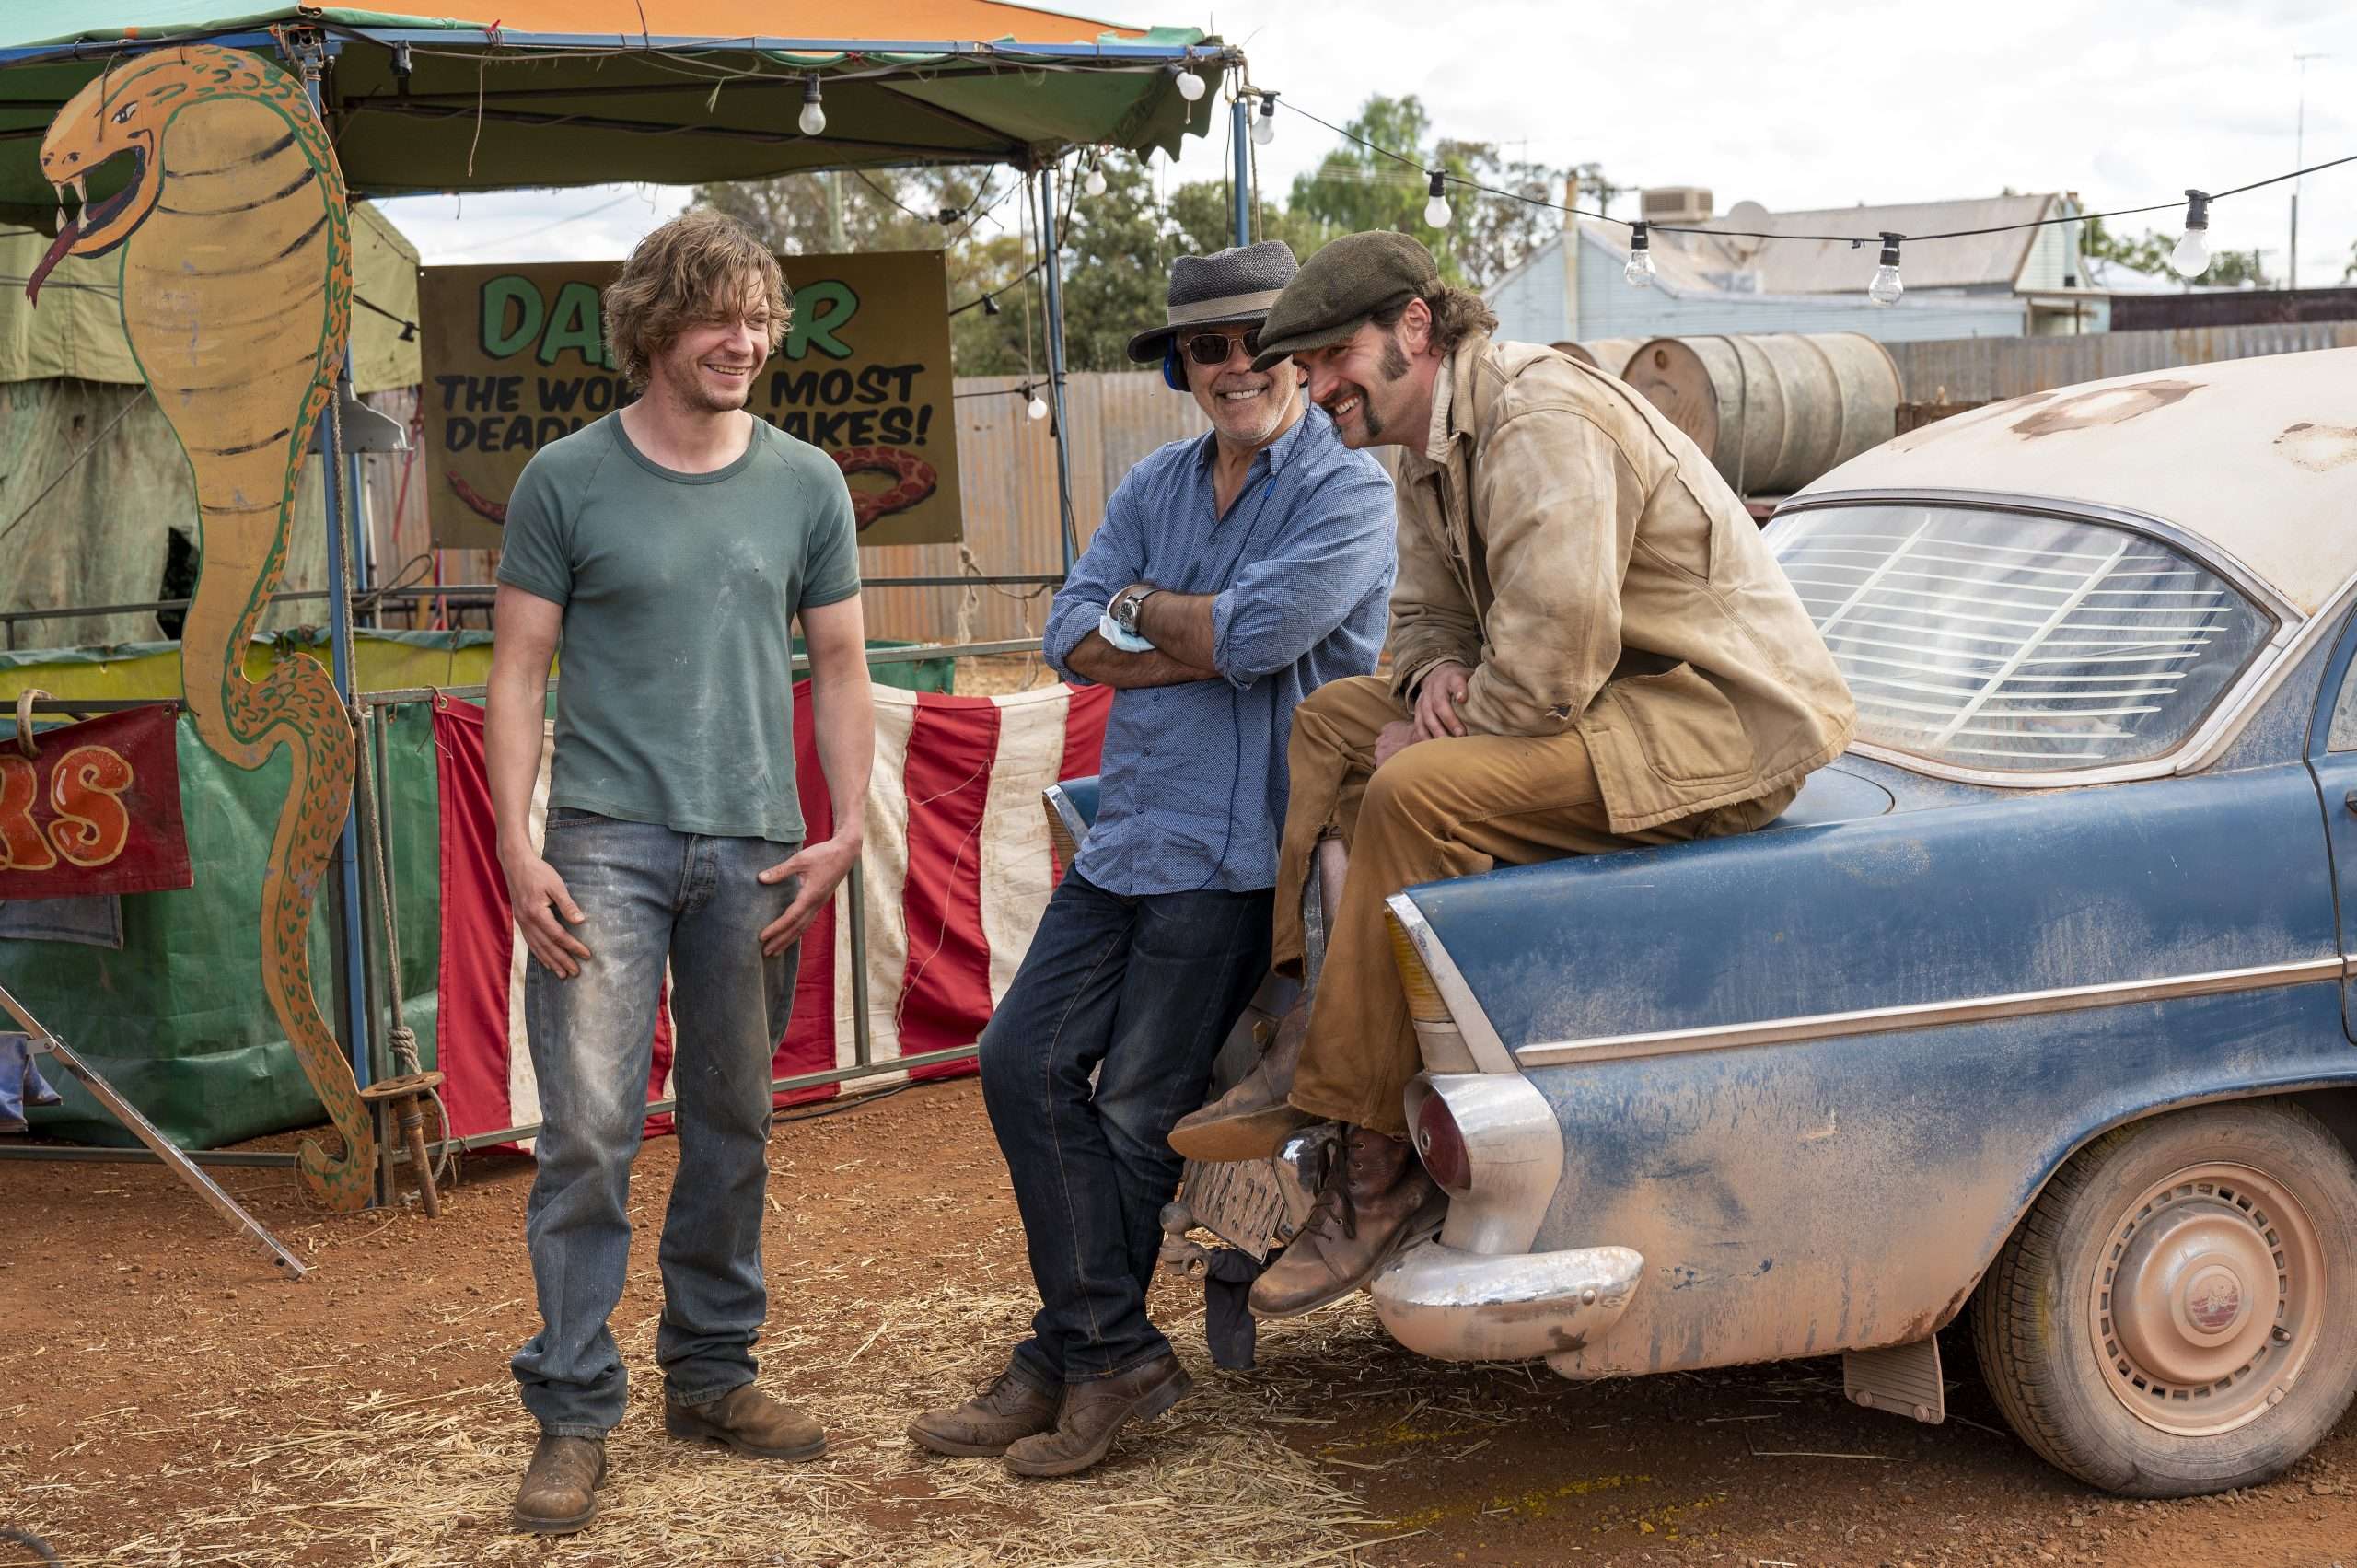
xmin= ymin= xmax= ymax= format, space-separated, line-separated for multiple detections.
xmin=2293 ymin=52 xmax=2330 ymax=290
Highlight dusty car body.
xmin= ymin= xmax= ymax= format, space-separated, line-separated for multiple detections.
xmin=1050 ymin=348 xmax=2357 ymax=1496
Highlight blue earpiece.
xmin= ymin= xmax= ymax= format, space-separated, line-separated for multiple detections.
xmin=1162 ymin=343 xmax=1186 ymax=391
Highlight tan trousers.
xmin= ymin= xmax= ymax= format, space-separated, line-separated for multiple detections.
xmin=1274 ymin=676 xmax=1798 ymax=1134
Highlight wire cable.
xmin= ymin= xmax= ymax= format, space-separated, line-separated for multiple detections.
xmin=1273 ymin=95 xmax=2353 ymax=250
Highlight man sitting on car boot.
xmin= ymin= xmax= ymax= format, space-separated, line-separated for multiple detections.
xmin=1168 ymin=232 xmax=1857 ymax=1320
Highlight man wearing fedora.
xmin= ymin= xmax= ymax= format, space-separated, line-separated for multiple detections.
xmin=907 ymin=240 xmax=1395 ymax=1477
xmin=1168 ymin=231 xmax=1855 ymax=1318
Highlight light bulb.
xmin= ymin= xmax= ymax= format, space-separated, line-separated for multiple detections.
xmin=1084 ymin=161 xmax=1107 ymax=197
xmin=1251 ymin=94 xmax=1277 ymax=145
xmin=1623 ymin=221 xmax=1655 ymax=288
xmin=1867 ymin=233 xmax=1903 ymax=306
xmin=2171 ymin=190 xmax=2212 ymax=280
xmin=1027 ymin=393 xmax=1049 ymax=422
xmin=1422 ymin=169 xmax=1451 ymax=230
xmin=1173 ymin=66 xmax=1205 ymax=102
xmin=797 ymin=77 xmax=826 ymax=137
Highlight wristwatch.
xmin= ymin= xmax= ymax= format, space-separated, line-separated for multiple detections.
xmin=1110 ymin=584 xmax=1161 ymax=639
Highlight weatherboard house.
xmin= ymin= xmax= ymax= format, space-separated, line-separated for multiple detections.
xmin=1489 ymin=189 xmax=2111 ymax=347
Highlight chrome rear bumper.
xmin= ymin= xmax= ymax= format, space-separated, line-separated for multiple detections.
xmin=1370 ymin=1237 xmax=1645 ymax=1362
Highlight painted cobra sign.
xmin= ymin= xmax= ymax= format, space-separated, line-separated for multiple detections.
xmin=0 ymin=708 xmax=192 ymax=899
xmin=419 ymin=250 xmax=963 ymax=551
xmin=29 ymin=45 xmax=376 ymax=1210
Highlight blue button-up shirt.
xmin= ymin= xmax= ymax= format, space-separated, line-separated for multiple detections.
xmin=1046 ymin=406 xmax=1397 ymax=895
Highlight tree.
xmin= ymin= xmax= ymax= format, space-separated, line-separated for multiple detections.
xmin=1438 ymin=138 xmax=1564 ymax=289
xmin=1167 ymin=179 xmax=1331 ymax=263
xmin=1049 ymin=152 xmax=1180 ymax=372
xmin=1285 ymin=95 xmax=1567 ymax=288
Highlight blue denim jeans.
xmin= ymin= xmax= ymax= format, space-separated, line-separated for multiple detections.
xmin=980 ymin=869 xmax=1273 ymax=1385
xmin=509 ymin=808 xmax=798 ymax=1437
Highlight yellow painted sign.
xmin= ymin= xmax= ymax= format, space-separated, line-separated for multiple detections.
xmin=419 ymin=250 xmax=964 ymax=551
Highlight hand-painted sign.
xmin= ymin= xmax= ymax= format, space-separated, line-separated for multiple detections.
xmin=419 ymin=250 xmax=963 ymax=551
xmin=0 ymin=708 xmax=192 ymax=899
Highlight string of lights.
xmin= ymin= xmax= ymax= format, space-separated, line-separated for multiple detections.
xmin=1216 ymin=88 xmax=2357 ymax=307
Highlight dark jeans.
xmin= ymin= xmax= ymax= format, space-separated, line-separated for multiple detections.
xmin=979 ymin=869 xmax=1273 ymax=1385
xmin=509 ymin=808 xmax=798 ymax=1437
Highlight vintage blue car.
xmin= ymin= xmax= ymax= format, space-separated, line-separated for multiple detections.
xmin=1049 ymin=346 xmax=2357 ymax=1499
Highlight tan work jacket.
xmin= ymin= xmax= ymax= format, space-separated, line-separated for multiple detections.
xmin=1387 ymin=332 xmax=1857 ymax=834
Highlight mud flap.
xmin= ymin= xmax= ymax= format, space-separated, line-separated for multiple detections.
xmin=1844 ymin=1337 xmax=1946 ymax=1424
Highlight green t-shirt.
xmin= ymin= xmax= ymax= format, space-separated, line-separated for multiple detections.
xmin=496 ymin=412 xmax=861 ymax=844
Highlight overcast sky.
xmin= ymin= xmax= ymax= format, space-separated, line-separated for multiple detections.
xmin=380 ymin=0 xmax=2357 ymax=293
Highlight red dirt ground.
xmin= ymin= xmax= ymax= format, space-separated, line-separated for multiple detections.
xmin=5 ymin=1077 xmax=2354 ymax=1567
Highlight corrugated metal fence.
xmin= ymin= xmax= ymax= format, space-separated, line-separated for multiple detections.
xmin=1884 ymin=322 xmax=2357 ymax=407
xmin=283 ymin=323 xmax=2357 ymax=646
xmin=855 ymin=373 xmax=1208 ymax=644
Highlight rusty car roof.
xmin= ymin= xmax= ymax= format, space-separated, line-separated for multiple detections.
xmin=1793 ymin=347 xmax=2357 ymax=617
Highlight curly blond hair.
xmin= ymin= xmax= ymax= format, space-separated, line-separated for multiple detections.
xmin=603 ymin=208 xmax=790 ymax=391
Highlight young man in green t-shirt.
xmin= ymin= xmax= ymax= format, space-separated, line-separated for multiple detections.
xmin=486 ymin=209 xmax=874 ymax=1535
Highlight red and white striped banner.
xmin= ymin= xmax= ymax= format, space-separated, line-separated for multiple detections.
xmin=433 ymin=680 xmax=1109 ymax=1144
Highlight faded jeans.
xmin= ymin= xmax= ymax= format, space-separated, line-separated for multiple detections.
xmin=510 ymin=808 xmax=798 ymax=1437
xmin=980 ymin=870 xmax=1272 ymax=1385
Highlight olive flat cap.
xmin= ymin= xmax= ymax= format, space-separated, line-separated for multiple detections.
xmin=1250 ymin=230 xmax=1439 ymax=372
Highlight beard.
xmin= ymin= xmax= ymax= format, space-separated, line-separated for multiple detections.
xmin=1332 ymin=331 xmax=1415 ymax=442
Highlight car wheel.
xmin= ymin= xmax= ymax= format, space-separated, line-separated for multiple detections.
xmin=1972 ymin=1100 xmax=2357 ymax=1497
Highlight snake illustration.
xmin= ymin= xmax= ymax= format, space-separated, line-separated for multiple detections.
xmin=832 ymin=445 xmax=937 ymax=530
xmin=29 ymin=45 xmax=375 ymax=1209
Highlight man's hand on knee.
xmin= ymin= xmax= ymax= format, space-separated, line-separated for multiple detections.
xmin=1373 ymin=720 xmax=1420 ymax=771
xmin=1411 ymin=661 xmax=1471 ymax=741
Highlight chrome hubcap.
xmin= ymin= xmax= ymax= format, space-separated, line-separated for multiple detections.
xmin=2089 ymin=1162 xmax=2321 ymax=1436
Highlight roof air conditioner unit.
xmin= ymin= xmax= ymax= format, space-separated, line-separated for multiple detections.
xmin=1641 ymin=186 xmax=1713 ymax=225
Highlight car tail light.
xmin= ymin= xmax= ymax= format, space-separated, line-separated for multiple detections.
xmin=1413 ymin=1089 xmax=1473 ymax=1192
xmin=1384 ymin=908 xmax=1452 ymax=1025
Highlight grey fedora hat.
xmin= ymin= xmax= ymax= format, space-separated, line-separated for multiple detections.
xmin=1124 ymin=239 xmax=1300 ymax=364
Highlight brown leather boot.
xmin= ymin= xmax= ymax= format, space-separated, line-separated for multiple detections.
xmin=1168 ymin=1004 xmax=1313 ymax=1162
xmin=1248 ymin=1127 xmax=1445 ymax=1319
xmin=511 ymin=1434 xmax=606 ymax=1535
xmin=907 ymin=1356 xmax=1063 ymax=1458
xmin=664 ymin=1384 xmax=827 ymax=1460
xmin=1001 ymin=1352 xmax=1192 ymax=1478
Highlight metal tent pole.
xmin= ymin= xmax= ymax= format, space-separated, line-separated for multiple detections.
xmin=297 ymin=42 xmax=375 ymax=1098
xmin=0 ymin=980 xmax=308 ymax=1279
xmin=1230 ymin=94 xmax=1252 ymax=245
xmin=1038 ymin=166 xmax=1078 ymax=572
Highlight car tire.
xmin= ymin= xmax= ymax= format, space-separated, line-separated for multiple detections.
xmin=1972 ymin=1100 xmax=2357 ymax=1497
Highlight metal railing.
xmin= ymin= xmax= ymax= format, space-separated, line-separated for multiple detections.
xmin=0 ymin=578 xmax=1065 ymax=646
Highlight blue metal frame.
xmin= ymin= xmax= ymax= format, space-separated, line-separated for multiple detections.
xmin=1228 ymin=95 xmax=1251 ymax=245
xmin=0 ymin=30 xmax=1222 ymax=68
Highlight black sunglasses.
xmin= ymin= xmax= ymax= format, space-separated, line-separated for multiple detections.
xmin=1180 ymin=327 xmax=1260 ymax=366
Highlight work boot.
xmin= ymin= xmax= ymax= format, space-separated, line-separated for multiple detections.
xmin=664 ymin=1384 xmax=827 ymax=1460
xmin=1168 ymin=1004 xmax=1312 ymax=1162
xmin=907 ymin=1354 xmax=1063 ymax=1458
xmin=1249 ymin=1127 xmax=1445 ymax=1319
xmin=1002 ymin=1352 xmax=1193 ymax=1478
xmin=511 ymin=1434 xmax=606 ymax=1535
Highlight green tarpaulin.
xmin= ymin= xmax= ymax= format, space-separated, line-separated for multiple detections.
xmin=4 ymin=637 xmax=949 ymax=1149
xmin=0 ymin=4 xmax=1225 ymax=215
